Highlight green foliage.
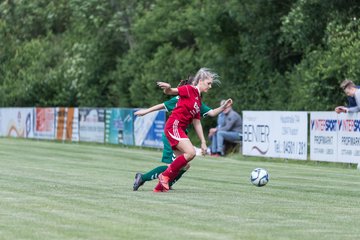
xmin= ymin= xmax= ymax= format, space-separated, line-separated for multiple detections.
xmin=0 ymin=0 xmax=135 ymax=107
xmin=287 ymin=16 xmax=360 ymax=110
xmin=1 ymin=0 xmax=360 ymax=111
xmin=0 ymin=36 xmax=59 ymax=106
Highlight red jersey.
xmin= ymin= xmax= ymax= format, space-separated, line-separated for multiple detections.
xmin=167 ymin=85 xmax=201 ymax=130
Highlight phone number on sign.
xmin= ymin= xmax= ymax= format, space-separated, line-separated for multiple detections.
xmin=274 ymin=140 xmax=307 ymax=155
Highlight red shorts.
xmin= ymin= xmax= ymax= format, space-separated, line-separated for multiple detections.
xmin=164 ymin=119 xmax=189 ymax=149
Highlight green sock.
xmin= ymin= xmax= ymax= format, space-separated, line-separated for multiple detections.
xmin=170 ymin=169 xmax=187 ymax=187
xmin=141 ymin=165 xmax=168 ymax=182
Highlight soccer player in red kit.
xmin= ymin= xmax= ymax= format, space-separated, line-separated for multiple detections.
xmin=155 ymin=68 xmax=231 ymax=192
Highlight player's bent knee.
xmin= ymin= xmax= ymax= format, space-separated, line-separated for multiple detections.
xmin=184 ymin=150 xmax=196 ymax=161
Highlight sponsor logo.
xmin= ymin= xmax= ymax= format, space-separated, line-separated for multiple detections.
xmin=310 ymin=119 xmax=336 ymax=131
xmin=243 ymin=124 xmax=270 ymax=155
xmin=338 ymin=119 xmax=360 ymax=132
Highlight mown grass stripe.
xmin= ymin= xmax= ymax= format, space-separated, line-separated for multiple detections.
xmin=0 ymin=138 xmax=359 ymax=240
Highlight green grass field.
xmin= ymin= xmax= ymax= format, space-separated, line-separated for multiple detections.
xmin=1 ymin=138 xmax=360 ymax=240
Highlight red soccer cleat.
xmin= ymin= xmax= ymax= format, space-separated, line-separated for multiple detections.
xmin=153 ymin=182 xmax=168 ymax=192
xmin=158 ymin=173 xmax=170 ymax=191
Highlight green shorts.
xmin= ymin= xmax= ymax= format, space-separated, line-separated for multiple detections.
xmin=161 ymin=133 xmax=175 ymax=164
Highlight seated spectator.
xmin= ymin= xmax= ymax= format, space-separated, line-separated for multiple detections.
xmin=335 ymin=79 xmax=360 ymax=113
xmin=208 ymin=103 xmax=242 ymax=156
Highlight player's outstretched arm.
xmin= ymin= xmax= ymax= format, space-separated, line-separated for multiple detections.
xmin=134 ymin=103 xmax=165 ymax=116
xmin=192 ymin=119 xmax=207 ymax=156
xmin=157 ymin=82 xmax=178 ymax=95
xmin=207 ymin=98 xmax=233 ymax=117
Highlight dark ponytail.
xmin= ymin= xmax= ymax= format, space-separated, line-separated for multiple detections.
xmin=178 ymin=75 xmax=194 ymax=87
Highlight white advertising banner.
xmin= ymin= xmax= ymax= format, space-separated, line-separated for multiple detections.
xmin=337 ymin=112 xmax=360 ymax=163
xmin=0 ymin=108 xmax=33 ymax=138
xmin=0 ymin=109 xmax=2 ymax=136
xmin=243 ymin=111 xmax=308 ymax=160
xmin=310 ymin=112 xmax=338 ymax=162
xmin=79 ymin=108 xmax=105 ymax=143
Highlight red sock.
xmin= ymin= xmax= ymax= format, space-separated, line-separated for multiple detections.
xmin=154 ymin=182 xmax=164 ymax=191
xmin=162 ymin=155 xmax=188 ymax=180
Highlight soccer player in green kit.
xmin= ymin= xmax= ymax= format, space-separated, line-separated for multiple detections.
xmin=133 ymin=77 xmax=232 ymax=191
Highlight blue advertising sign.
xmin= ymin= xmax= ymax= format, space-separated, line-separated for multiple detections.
xmin=105 ymin=108 xmax=134 ymax=145
xmin=133 ymin=110 xmax=166 ymax=148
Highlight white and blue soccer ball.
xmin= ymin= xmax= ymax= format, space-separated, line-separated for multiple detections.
xmin=250 ymin=168 xmax=269 ymax=187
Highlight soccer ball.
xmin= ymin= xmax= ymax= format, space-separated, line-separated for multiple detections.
xmin=250 ymin=168 xmax=269 ymax=187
